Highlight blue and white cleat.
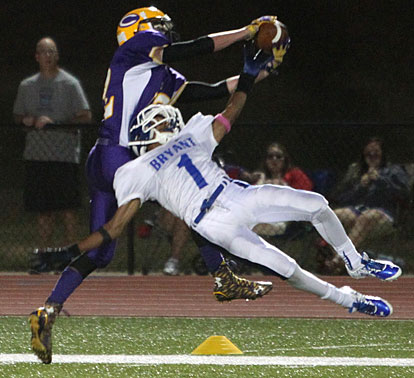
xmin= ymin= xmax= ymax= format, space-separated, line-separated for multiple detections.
xmin=340 ymin=286 xmax=393 ymax=317
xmin=346 ymin=252 xmax=402 ymax=281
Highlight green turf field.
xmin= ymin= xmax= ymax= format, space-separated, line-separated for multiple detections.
xmin=1 ymin=316 xmax=414 ymax=377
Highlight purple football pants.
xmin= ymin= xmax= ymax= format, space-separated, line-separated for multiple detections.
xmin=84 ymin=143 xmax=136 ymax=267
xmin=46 ymin=143 xmax=134 ymax=305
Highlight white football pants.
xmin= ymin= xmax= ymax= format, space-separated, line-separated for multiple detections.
xmin=195 ymin=183 xmax=359 ymax=307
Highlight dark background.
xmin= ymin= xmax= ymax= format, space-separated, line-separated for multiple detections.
xmin=0 ymin=1 xmax=413 ymax=273
xmin=1 ymin=0 xmax=413 ymax=125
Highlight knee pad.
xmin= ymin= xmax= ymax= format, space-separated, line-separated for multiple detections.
xmin=69 ymin=253 xmax=97 ymax=279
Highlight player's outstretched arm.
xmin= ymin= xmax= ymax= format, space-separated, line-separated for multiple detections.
xmin=29 ymin=190 xmax=142 ymax=272
xmin=177 ymin=72 xmax=270 ymax=104
xmin=162 ymin=31 xmax=246 ymax=63
xmin=210 ymin=16 xmax=278 ymax=52
xmin=162 ymin=16 xmax=277 ymax=63
xmin=163 ymin=28 xmax=248 ymax=63
xmin=213 ymin=42 xmax=273 ymax=143
xmin=178 ymin=22 xmax=289 ymax=103
xmin=207 ymin=27 xmax=252 ymax=52
xmin=77 ymin=199 xmax=141 ymax=253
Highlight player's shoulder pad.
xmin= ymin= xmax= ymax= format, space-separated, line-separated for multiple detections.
xmin=128 ymin=30 xmax=170 ymax=50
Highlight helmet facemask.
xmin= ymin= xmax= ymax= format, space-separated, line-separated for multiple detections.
xmin=128 ymin=105 xmax=185 ymax=156
xmin=139 ymin=17 xmax=180 ymax=42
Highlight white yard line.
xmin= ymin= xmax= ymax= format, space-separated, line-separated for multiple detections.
xmin=1 ymin=354 xmax=414 ymax=366
xmin=270 ymin=343 xmax=406 ymax=351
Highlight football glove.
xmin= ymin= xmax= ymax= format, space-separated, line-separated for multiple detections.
xmin=30 ymin=244 xmax=81 ymax=273
xmin=242 ymin=41 xmax=273 ymax=77
xmin=265 ymin=40 xmax=291 ymax=74
xmin=246 ymin=15 xmax=278 ymax=40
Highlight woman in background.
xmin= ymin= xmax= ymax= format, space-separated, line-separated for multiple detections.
xmin=253 ymin=142 xmax=314 ymax=236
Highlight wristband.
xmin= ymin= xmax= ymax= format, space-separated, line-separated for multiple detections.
xmin=98 ymin=226 xmax=113 ymax=245
xmin=236 ymin=72 xmax=256 ymax=94
xmin=214 ymin=113 xmax=232 ymax=133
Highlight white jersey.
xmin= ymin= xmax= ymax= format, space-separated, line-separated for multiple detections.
xmin=113 ymin=111 xmax=355 ymax=282
xmin=114 ymin=113 xmax=228 ymax=226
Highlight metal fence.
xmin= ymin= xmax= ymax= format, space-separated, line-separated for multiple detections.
xmin=1 ymin=123 xmax=413 ymax=274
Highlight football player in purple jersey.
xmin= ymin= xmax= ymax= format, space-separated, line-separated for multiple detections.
xmin=29 ymin=9 xmax=284 ymax=363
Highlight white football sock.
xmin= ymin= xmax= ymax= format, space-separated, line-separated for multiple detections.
xmin=287 ymin=265 xmax=354 ymax=308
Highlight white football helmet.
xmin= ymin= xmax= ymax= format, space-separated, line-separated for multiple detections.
xmin=128 ymin=104 xmax=185 ymax=156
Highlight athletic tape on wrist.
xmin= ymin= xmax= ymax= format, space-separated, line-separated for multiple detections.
xmin=214 ymin=113 xmax=232 ymax=133
xmin=98 ymin=226 xmax=112 ymax=245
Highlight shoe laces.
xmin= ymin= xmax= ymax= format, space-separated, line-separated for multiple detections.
xmin=349 ymin=253 xmax=382 ymax=276
xmin=216 ymin=264 xmax=253 ymax=287
xmin=355 ymin=298 xmax=377 ymax=315
xmin=364 ymin=259 xmax=385 ymax=272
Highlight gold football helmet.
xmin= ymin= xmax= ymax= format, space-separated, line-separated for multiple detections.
xmin=117 ymin=6 xmax=174 ymax=46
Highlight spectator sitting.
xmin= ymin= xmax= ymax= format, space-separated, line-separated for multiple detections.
xmin=253 ymin=142 xmax=314 ymax=236
xmin=332 ymin=136 xmax=410 ymax=249
xmin=316 ymin=136 xmax=410 ymax=274
xmin=13 ymin=37 xmax=92 ymax=247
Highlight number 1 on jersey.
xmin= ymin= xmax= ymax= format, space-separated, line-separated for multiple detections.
xmin=177 ymin=154 xmax=208 ymax=189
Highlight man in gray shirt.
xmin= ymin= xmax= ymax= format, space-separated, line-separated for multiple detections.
xmin=13 ymin=37 xmax=92 ymax=247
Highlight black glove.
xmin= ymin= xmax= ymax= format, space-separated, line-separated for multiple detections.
xmin=242 ymin=41 xmax=273 ymax=77
xmin=237 ymin=41 xmax=273 ymax=93
xmin=29 ymin=244 xmax=81 ymax=274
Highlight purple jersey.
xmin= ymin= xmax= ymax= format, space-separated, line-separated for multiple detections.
xmin=99 ymin=30 xmax=186 ymax=147
xmin=86 ymin=29 xmax=187 ymax=262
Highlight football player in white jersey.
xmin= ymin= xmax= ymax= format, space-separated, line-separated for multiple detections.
xmin=80 ymin=46 xmax=402 ymax=314
xmin=30 ymin=40 xmax=401 ymax=363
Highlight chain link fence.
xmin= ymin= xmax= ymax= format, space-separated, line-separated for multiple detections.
xmin=1 ymin=123 xmax=413 ymax=274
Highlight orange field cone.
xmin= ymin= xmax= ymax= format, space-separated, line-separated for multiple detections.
xmin=191 ymin=335 xmax=243 ymax=355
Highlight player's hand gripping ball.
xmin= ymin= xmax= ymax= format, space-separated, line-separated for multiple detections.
xmin=255 ymin=20 xmax=291 ymax=73
xmin=247 ymin=15 xmax=278 ymax=39
xmin=255 ymin=20 xmax=290 ymax=53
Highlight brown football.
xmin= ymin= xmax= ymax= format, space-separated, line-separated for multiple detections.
xmin=255 ymin=21 xmax=289 ymax=53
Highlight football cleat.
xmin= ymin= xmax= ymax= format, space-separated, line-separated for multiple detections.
xmin=29 ymin=304 xmax=61 ymax=364
xmin=346 ymin=252 xmax=402 ymax=281
xmin=212 ymin=261 xmax=273 ymax=302
xmin=340 ymin=286 xmax=393 ymax=317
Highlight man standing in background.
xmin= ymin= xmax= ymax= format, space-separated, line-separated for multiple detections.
xmin=13 ymin=37 xmax=92 ymax=247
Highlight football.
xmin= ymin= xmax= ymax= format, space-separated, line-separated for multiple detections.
xmin=255 ymin=20 xmax=289 ymax=53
